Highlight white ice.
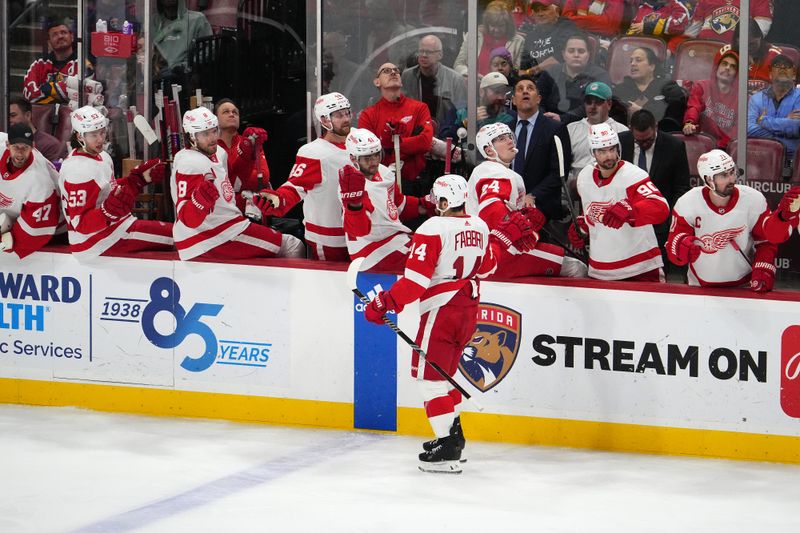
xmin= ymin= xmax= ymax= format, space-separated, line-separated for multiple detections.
xmin=1 ymin=404 xmax=798 ymax=533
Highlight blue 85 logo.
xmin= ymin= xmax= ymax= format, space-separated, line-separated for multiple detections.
xmin=141 ymin=277 xmax=223 ymax=372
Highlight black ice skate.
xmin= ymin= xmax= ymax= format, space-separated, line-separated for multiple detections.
xmin=418 ymin=434 xmax=462 ymax=474
xmin=422 ymin=416 xmax=467 ymax=463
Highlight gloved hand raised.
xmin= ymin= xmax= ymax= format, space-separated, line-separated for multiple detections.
xmin=602 ymin=199 xmax=634 ymax=229
xmin=127 ymin=158 xmax=166 ymax=189
xmin=339 ymin=165 xmax=366 ymax=208
xmin=191 ymin=180 xmax=220 ymax=213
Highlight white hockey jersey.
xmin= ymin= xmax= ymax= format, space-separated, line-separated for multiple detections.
xmin=668 ymin=185 xmax=774 ymax=287
xmin=467 ymin=160 xmax=527 ymax=222
xmin=272 ymin=138 xmax=350 ymax=248
xmin=0 ymin=143 xmax=60 ymax=258
xmin=171 ymin=146 xmax=251 ymax=260
xmin=577 ymin=160 xmax=667 ymax=280
xmin=59 ymin=149 xmax=136 ymax=258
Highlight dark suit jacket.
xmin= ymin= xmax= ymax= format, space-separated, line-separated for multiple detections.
xmin=620 ymin=129 xmax=691 ymax=242
xmin=510 ymin=111 xmax=563 ymax=221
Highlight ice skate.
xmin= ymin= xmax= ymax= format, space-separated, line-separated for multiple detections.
xmin=422 ymin=416 xmax=467 ymax=463
xmin=418 ymin=434 xmax=462 ymax=474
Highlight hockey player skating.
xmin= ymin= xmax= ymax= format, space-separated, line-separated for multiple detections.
xmin=253 ymin=92 xmax=354 ymax=261
xmin=338 ymin=127 xmax=435 ymax=271
xmin=568 ymin=124 xmax=669 ymax=281
xmin=468 ymin=122 xmax=587 ymax=278
xmin=666 ymin=149 xmax=797 ymax=291
xmin=0 ymin=123 xmax=60 ymax=258
xmin=170 ymin=107 xmax=304 ymax=260
xmin=59 ymin=106 xmax=173 ymax=258
xmin=362 ymin=174 xmax=537 ymax=473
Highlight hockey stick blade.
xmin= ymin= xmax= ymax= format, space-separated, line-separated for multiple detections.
xmin=345 ymin=258 xmax=483 ymax=411
xmin=133 ymin=115 xmax=159 ymax=145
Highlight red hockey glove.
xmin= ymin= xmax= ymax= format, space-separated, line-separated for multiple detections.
xmin=602 ymin=199 xmax=634 ymax=229
xmin=252 ymin=189 xmax=281 ymax=217
xmin=568 ymin=216 xmax=588 ymax=250
xmin=491 ymin=211 xmax=538 ymax=252
xmin=778 ymin=185 xmax=800 ymax=223
xmin=365 ymin=290 xmax=402 ymax=325
xmin=519 ymin=206 xmax=546 ymax=232
xmin=750 ymin=261 xmax=776 ymax=293
xmin=380 ymin=122 xmax=397 ymax=149
xmin=191 ymin=180 xmax=220 ymax=213
xmin=339 ymin=165 xmax=366 ymax=207
xmin=101 ymin=185 xmax=136 ymax=221
xmin=675 ymin=236 xmax=702 ymax=265
xmin=242 ymin=126 xmax=268 ymax=147
xmin=237 ymin=137 xmax=256 ymax=161
xmin=126 ymin=158 xmax=165 ymax=189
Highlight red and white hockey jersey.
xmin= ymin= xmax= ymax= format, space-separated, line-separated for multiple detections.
xmin=667 ymin=185 xmax=780 ymax=287
xmin=686 ymin=0 xmax=774 ymax=44
xmin=171 ymin=146 xmax=255 ymax=260
xmin=341 ymin=165 xmax=420 ymax=270
xmin=0 ymin=144 xmax=60 ymax=258
xmin=388 ymin=215 xmax=498 ymax=315
xmin=269 ymin=138 xmax=350 ymax=249
xmin=577 ymin=160 xmax=668 ymax=280
xmin=467 ymin=160 xmax=527 ymax=227
xmin=59 ymin=149 xmax=136 ymax=258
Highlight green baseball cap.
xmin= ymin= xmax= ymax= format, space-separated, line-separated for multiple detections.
xmin=584 ymin=81 xmax=612 ymax=101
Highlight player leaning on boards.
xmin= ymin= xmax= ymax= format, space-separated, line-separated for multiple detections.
xmin=59 ymin=106 xmax=173 ymax=258
xmin=667 ymin=149 xmax=798 ymax=291
xmin=568 ymin=124 xmax=669 ymax=281
xmin=253 ymin=92 xmax=354 ymax=261
xmin=362 ymin=174 xmax=537 ymax=474
xmin=0 ymin=123 xmax=60 ymax=258
xmin=170 ymin=107 xmax=305 ymax=261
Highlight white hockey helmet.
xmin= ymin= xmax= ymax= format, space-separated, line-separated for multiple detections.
xmin=182 ymin=107 xmax=219 ymax=139
xmin=697 ymin=149 xmax=736 ymax=183
xmin=345 ymin=127 xmax=381 ymax=159
xmin=430 ymin=174 xmax=469 ymax=211
xmin=588 ymin=123 xmax=620 ymax=151
xmin=476 ymin=122 xmax=514 ymax=160
xmin=70 ymin=105 xmax=108 ymax=134
xmin=314 ymin=92 xmax=351 ymax=128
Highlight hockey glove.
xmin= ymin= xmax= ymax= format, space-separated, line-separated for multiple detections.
xmin=237 ymin=137 xmax=256 ymax=161
xmin=674 ymin=236 xmax=702 ymax=265
xmin=750 ymin=261 xmax=776 ymax=293
xmin=777 ymin=185 xmax=800 ymax=223
xmin=191 ymin=180 xmax=220 ymax=213
xmin=491 ymin=211 xmax=538 ymax=252
xmin=339 ymin=165 xmax=366 ymax=208
xmin=568 ymin=216 xmax=588 ymax=250
xmin=380 ymin=122 xmax=397 ymax=149
xmin=365 ymin=290 xmax=402 ymax=326
xmin=101 ymin=185 xmax=136 ymax=221
xmin=602 ymin=199 xmax=634 ymax=229
xmin=519 ymin=206 xmax=546 ymax=232
xmin=127 ymin=158 xmax=166 ymax=189
xmin=252 ymin=189 xmax=281 ymax=217
xmin=0 ymin=231 xmax=13 ymax=253
xmin=242 ymin=126 xmax=268 ymax=147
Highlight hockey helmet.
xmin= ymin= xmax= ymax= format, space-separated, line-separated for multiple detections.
xmin=430 ymin=174 xmax=469 ymax=211
xmin=588 ymin=123 xmax=620 ymax=151
xmin=182 ymin=107 xmax=219 ymax=138
xmin=697 ymin=149 xmax=736 ymax=183
xmin=70 ymin=105 xmax=108 ymax=135
xmin=476 ymin=122 xmax=514 ymax=160
xmin=314 ymin=92 xmax=351 ymax=128
xmin=345 ymin=128 xmax=381 ymax=159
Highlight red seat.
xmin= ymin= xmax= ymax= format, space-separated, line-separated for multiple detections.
xmin=790 ymin=150 xmax=800 ymax=183
xmin=673 ymin=39 xmax=725 ymax=88
xmin=727 ymin=138 xmax=785 ymax=183
xmin=776 ymin=43 xmax=800 ymax=69
xmin=31 ymin=105 xmax=55 ymax=137
xmin=672 ymin=133 xmax=715 ymax=179
xmin=53 ymin=105 xmax=74 ymax=146
xmin=607 ymin=36 xmax=667 ymax=85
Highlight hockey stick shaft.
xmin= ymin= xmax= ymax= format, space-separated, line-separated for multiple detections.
xmin=729 ymin=238 xmax=753 ymax=267
xmin=554 ymin=135 xmax=587 ymax=239
xmin=444 ymin=137 xmax=452 ymax=174
xmin=393 ymin=134 xmax=402 ymax=194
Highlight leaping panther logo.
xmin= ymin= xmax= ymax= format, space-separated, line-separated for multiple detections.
xmin=459 ymin=303 xmax=521 ymax=392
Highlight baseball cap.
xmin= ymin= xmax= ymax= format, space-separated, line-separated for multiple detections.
xmin=771 ymin=54 xmax=795 ymax=69
xmin=7 ymin=123 xmax=34 ymax=146
xmin=584 ymin=81 xmax=612 ymax=101
xmin=480 ymin=71 xmax=509 ymax=90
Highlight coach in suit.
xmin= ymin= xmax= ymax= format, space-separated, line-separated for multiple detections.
xmin=509 ymin=75 xmax=563 ymax=221
xmin=619 ymin=109 xmax=690 ymax=249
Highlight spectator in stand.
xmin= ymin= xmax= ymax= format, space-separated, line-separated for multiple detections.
xmin=562 ymin=0 xmax=626 ymax=42
xmin=545 ymin=32 xmax=611 ymax=124
xmin=767 ymin=0 xmax=800 ymax=50
xmin=519 ymin=1 xmax=580 ymax=76
xmin=457 ymin=72 xmax=515 ymax=131
xmin=454 ymin=1 xmax=525 ymax=78
xmin=683 ymin=0 xmax=773 ymax=46
xmin=492 ymin=46 xmax=560 ymax=115
xmin=151 ymin=0 xmax=212 ymax=79
xmin=735 ymin=17 xmax=784 ymax=95
xmin=8 ymin=97 xmax=68 ymax=164
xmin=358 ymin=63 xmax=434 ymax=191
xmin=747 ymin=54 xmax=800 ymax=165
xmin=215 ymin=98 xmax=271 ymax=214
xmin=619 ymin=109 xmax=691 ymax=254
xmin=613 ymin=47 xmax=687 ymax=131
xmin=627 ymin=0 xmax=691 ymax=51
xmin=682 ymin=45 xmax=739 ymax=149
xmin=401 ymin=35 xmax=467 ymax=140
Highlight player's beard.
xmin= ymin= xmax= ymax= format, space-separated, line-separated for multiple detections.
xmin=598 ymin=156 xmax=618 ymax=171
xmin=333 ymin=123 xmax=351 ymax=137
xmin=714 ymin=183 xmax=735 ymax=197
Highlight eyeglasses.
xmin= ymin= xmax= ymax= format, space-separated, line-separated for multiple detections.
xmin=379 ymin=67 xmax=400 ymax=76
xmin=772 ymin=64 xmax=795 ymax=71
xmin=417 ymin=49 xmax=442 ymax=56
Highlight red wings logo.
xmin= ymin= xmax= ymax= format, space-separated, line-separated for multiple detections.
xmin=585 ymin=201 xmax=612 ymax=224
xmin=697 ymin=226 xmax=745 ymax=253
xmin=0 ymin=191 xmax=13 ymax=208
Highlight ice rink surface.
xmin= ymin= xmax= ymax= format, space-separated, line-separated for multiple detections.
xmin=1 ymin=404 xmax=799 ymax=533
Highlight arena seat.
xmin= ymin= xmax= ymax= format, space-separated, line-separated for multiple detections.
xmin=673 ymin=39 xmax=725 ymax=88
xmin=53 ymin=105 xmax=74 ymax=145
xmin=789 ymin=151 xmax=800 ymax=184
xmin=607 ymin=36 xmax=667 ymax=85
xmin=776 ymin=43 xmax=800 ymax=69
xmin=672 ymin=133 xmax=715 ymax=178
xmin=31 ymin=104 xmax=55 ymax=137
xmin=727 ymin=138 xmax=785 ymax=183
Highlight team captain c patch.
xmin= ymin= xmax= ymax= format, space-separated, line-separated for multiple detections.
xmin=459 ymin=303 xmax=521 ymax=392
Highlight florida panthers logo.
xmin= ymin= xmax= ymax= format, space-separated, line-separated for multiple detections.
xmin=459 ymin=303 xmax=521 ymax=392
xmin=585 ymin=201 xmax=612 ymax=225
xmin=697 ymin=226 xmax=745 ymax=253
xmin=708 ymin=6 xmax=739 ymax=35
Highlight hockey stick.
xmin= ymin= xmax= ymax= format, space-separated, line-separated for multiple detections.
xmin=444 ymin=137 xmax=452 ymax=174
xmin=554 ymin=135 xmax=587 ymax=240
xmin=393 ymin=133 xmax=402 ymax=194
xmin=539 ymin=224 xmax=588 ymax=265
xmin=728 ymin=238 xmax=753 ymax=267
xmin=133 ymin=114 xmax=159 ymax=145
xmin=346 ymin=258 xmax=483 ymax=411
